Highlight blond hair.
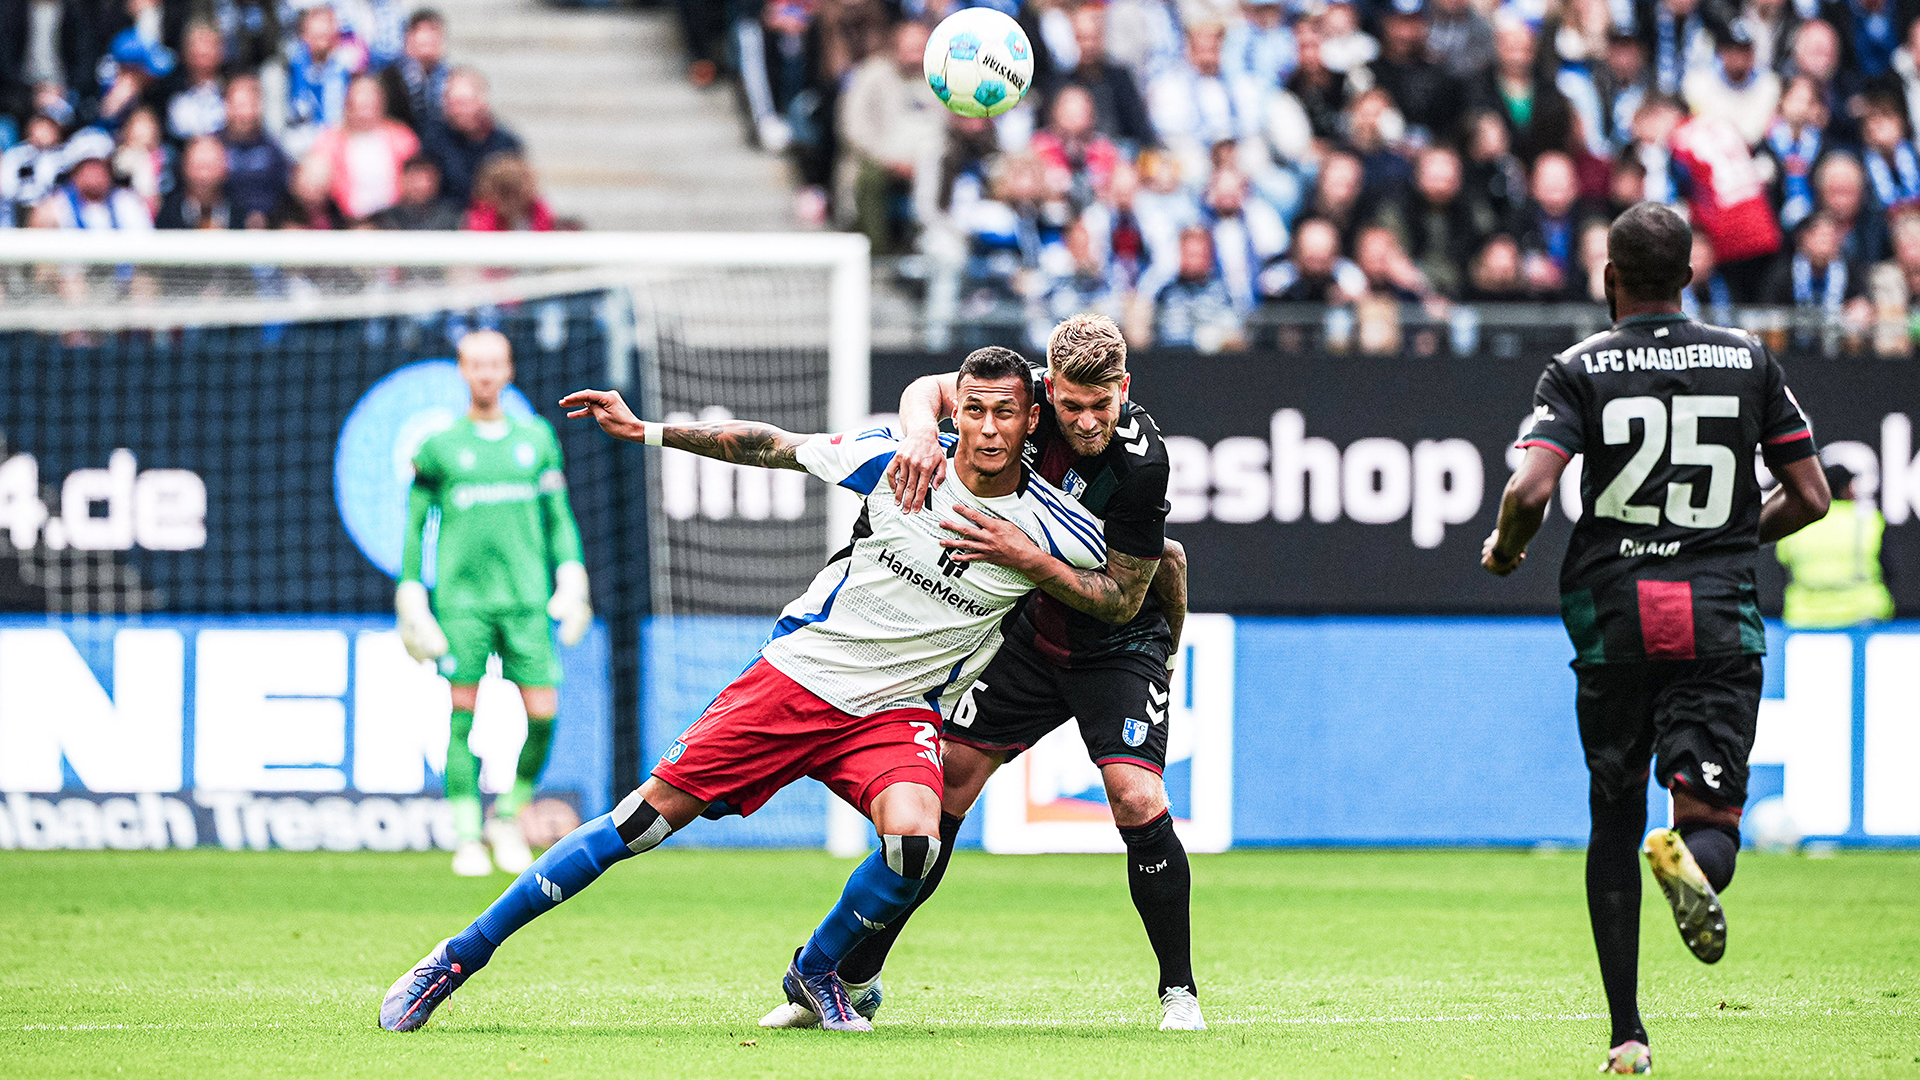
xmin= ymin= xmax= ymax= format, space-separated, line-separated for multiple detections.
xmin=1046 ymin=313 xmax=1128 ymax=387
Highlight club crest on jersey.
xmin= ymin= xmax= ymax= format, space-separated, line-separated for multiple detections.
xmin=1122 ymin=717 xmax=1149 ymax=747
xmin=936 ymin=547 xmax=969 ymax=579
xmin=1062 ymin=469 xmax=1087 ymax=498
xmin=664 ymin=739 xmax=687 ymax=764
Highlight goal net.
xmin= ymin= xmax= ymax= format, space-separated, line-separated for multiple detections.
xmin=0 ymin=230 xmax=869 ymax=846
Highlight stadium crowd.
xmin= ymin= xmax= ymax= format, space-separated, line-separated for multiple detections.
xmin=0 ymin=0 xmax=569 ymax=234
xmin=697 ymin=0 xmax=1920 ymax=348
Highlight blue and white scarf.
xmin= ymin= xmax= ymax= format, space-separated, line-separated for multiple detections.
xmin=1767 ymin=121 xmax=1824 ymax=228
xmin=1865 ymin=141 xmax=1920 ymax=209
xmin=1791 ymin=254 xmax=1848 ymax=311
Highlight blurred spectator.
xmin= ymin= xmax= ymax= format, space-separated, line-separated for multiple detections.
xmin=1607 ymin=152 xmax=1648 ymax=216
xmin=1597 ymin=28 xmax=1649 ymax=151
xmin=97 ymin=25 xmax=176 ymax=130
xmin=276 ymin=4 xmax=356 ymax=159
xmin=1371 ymin=0 xmax=1462 ymax=144
xmin=273 ymin=152 xmax=343 ymax=228
xmin=1377 ymin=145 xmax=1494 ymax=297
xmin=1577 ymin=217 xmax=1612 ymax=302
xmin=1031 ymin=84 xmax=1121 ymax=205
xmin=1260 ymin=217 xmax=1366 ymax=300
xmin=371 ymin=153 xmax=461 ymax=228
xmin=1223 ymin=0 xmax=1296 ymax=128
xmin=1317 ymin=1 xmax=1378 ymax=74
xmin=1149 ymin=23 xmax=1240 ymax=183
xmin=423 ymin=67 xmax=522 ymax=207
xmin=1739 ymin=0 xmax=1800 ymax=74
xmin=1820 ymin=0 xmax=1909 ymax=82
xmin=1463 ymin=109 xmax=1529 ymax=223
xmin=164 ymin=21 xmax=227 ymax=141
xmin=1683 ymin=227 xmax=1735 ymax=315
xmin=1104 ymin=0 xmax=1184 ymax=79
xmin=309 ymin=74 xmax=418 ymax=221
xmin=221 ymin=73 xmax=288 ymax=228
xmin=1637 ymin=0 xmax=1720 ymax=98
xmin=1035 ymin=215 xmax=1128 ymax=334
xmin=1473 ymin=13 xmax=1575 ymax=164
xmin=837 ymin=19 xmax=943 ymax=254
xmin=207 ymin=0 xmax=283 ymax=73
xmin=1683 ymin=20 xmax=1779 ymax=147
xmin=1200 ymin=160 xmax=1286 ymax=309
xmin=31 ymin=127 xmax=152 ymax=228
xmin=1285 ymin=20 xmax=1350 ymax=144
xmin=1345 ymin=87 xmax=1413 ymax=209
xmin=1786 ymin=19 xmax=1863 ymax=142
xmin=380 ymin=8 xmax=448 ymax=131
xmin=1130 ymin=149 xmax=1198 ymax=296
xmin=1 ymin=110 xmax=68 ymax=226
xmin=1081 ymin=157 xmax=1155 ymax=289
xmin=1354 ymin=223 xmax=1434 ymax=302
xmin=1307 ymin=149 xmax=1369 ymax=251
xmin=1883 ymin=207 xmax=1920 ymax=307
xmin=1464 ymin=233 xmax=1534 ymax=298
xmin=1154 ymin=225 xmax=1242 ymax=349
xmin=1427 ymin=0 xmax=1496 ymax=82
xmin=1892 ymin=17 xmax=1920 ymax=139
xmin=1664 ymin=99 xmax=1785 ymax=293
xmin=113 ymin=106 xmax=166 ymax=214
xmin=1040 ymin=3 xmax=1155 ymax=148
xmin=465 ymin=153 xmax=556 ymax=231
xmin=1859 ymin=91 xmax=1920 ymax=214
xmin=1760 ymin=211 xmax=1872 ymax=321
xmin=964 ymin=151 xmax=1068 ymax=292
xmin=334 ymin=0 xmax=407 ymax=71
xmin=156 ymin=133 xmax=234 ymax=227
xmin=1816 ymin=150 xmax=1892 ymax=263
xmin=1511 ymin=151 xmax=1592 ymax=298
xmin=1760 ymin=75 xmax=1830 ymax=231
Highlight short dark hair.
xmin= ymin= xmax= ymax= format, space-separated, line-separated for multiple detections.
xmin=407 ymin=8 xmax=444 ymax=30
xmin=957 ymin=346 xmax=1033 ymax=406
xmin=1607 ymin=201 xmax=1692 ymax=301
xmin=401 ymin=152 xmax=438 ymax=173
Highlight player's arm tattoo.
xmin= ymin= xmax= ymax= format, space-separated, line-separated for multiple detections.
xmin=661 ymin=421 xmax=810 ymax=471
xmin=1150 ymin=538 xmax=1188 ymax=656
xmin=1027 ymin=548 xmax=1158 ymax=626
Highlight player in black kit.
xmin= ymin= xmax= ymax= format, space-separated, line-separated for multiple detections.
xmin=1482 ymin=203 xmax=1832 ymax=1075
xmin=771 ymin=314 xmax=1200 ymax=1031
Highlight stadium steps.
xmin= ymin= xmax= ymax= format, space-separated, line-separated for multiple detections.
xmin=442 ymin=0 xmax=795 ymax=230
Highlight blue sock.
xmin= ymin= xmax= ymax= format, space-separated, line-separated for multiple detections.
xmin=797 ymin=849 xmax=924 ymax=976
xmin=446 ymin=812 xmax=634 ymax=972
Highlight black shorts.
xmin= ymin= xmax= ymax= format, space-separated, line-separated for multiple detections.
xmin=1576 ymin=655 xmax=1763 ymax=810
xmin=942 ymin=639 xmax=1171 ymax=774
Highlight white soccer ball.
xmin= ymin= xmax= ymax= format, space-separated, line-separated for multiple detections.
xmin=1745 ymin=796 xmax=1802 ymax=854
xmin=924 ymin=7 xmax=1034 ymax=119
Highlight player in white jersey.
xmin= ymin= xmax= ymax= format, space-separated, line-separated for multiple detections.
xmin=380 ymin=348 xmax=1118 ymax=1034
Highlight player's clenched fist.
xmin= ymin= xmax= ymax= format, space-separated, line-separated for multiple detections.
xmin=1480 ymin=529 xmax=1524 ymax=576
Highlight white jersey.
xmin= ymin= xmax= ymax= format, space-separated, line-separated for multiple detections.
xmin=759 ymin=426 xmax=1108 ymax=717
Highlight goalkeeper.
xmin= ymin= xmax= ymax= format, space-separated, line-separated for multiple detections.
xmin=395 ymin=330 xmax=593 ymax=878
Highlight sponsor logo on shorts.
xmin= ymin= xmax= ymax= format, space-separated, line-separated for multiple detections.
xmin=664 ymin=739 xmax=687 ymax=764
xmin=1122 ymin=717 xmax=1149 ymax=747
xmin=1620 ymin=538 xmax=1682 ymax=558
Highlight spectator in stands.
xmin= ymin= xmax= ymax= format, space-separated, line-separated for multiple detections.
xmin=1638 ymin=0 xmax=1720 ymax=97
xmin=97 ymin=26 xmax=176 ymax=130
xmin=381 ymin=8 xmax=448 ymax=132
xmin=273 ymin=152 xmax=343 ymax=228
xmin=335 ymin=0 xmax=406 ymax=71
xmin=1260 ymin=217 xmax=1366 ymax=301
xmin=1883 ymin=208 xmax=1920 ymax=311
xmin=1043 ymin=2 xmax=1155 ymax=148
xmin=1860 ymin=91 xmax=1920 ymax=215
xmin=1286 ymin=19 xmax=1350 ymax=145
xmin=1344 ymin=87 xmax=1413 ymax=210
xmin=424 ymin=67 xmax=522 ymax=207
xmin=1738 ymin=0 xmax=1800 ymax=75
xmin=1512 ymin=151 xmax=1593 ymax=298
xmin=310 ymin=74 xmax=418 ymax=221
xmin=1223 ymin=0 xmax=1296 ymax=126
xmin=1668 ymin=100 xmax=1785 ymax=295
xmin=1306 ymin=149 xmax=1369 ymax=252
xmin=277 ymin=5 xmax=356 ymax=159
xmin=31 ymin=127 xmax=152 ymax=228
xmin=157 ymin=133 xmax=234 ymax=227
xmin=1031 ymin=85 xmax=1121 ymax=207
xmin=1200 ymin=159 xmax=1287 ymax=310
xmin=1607 ymin=152 xmax=1648 ymax=217
xmin=1891 ymin=17 xmax=1920 ymax=141
xmin=1473 ymin=12 xmax=1575 ymax=164
xmin=1597 ymin=28 xmax=1649 ymax=152
xmin=1370 ymin=0 xmax=1460 ymax=144
xmin=221 ymin=73 xmax=288 ymax=228
xmin=1130 ymin=149 xmax=1199 ymax=298
xmin=1577 ymin=217 xmax=1613 ymax=302
xmin=1149 ymin=23 xmax=1240 ymax=184
xmin=465 ymin=153 xmax=555 ymax=231
xmin=1463 ymin=108 xmax=1529 ymax=224
xmin=837 ymin=19 xmax=942 ymax=255
xmin=1 ymin=110 xmax=67 ymax=226
xmin=1816 ymin=150 xmax=1892 ymax=263
xmin=208 ymin=0 xmax=283 ymax=73
xmin=1761 ymin=75 xmax=1830 ymax=231
xmin=1684 ymin=20 xmax=1779 ymax=147
xmin=1683 ymin=227 xmax=1736 ymax=315
xmin=1317 ymin=0 xmax=1378 ymax=74
xmin=1377 ymin=144 xmax=1493 ymax=298
xmin=113 ymin=106 xmax=166 ymax=215
xmin=1464 ymin=232 xmax=1534 ymax=299
xmin=1354 ymin=222 xmax=1434 ymax=303
xmin=1822 ymin=0 xmax=1908 ymax=81
xmin=164 ymin=21 xmax=228 ymax=142
xmin=1786 ymin=19 xmax=1863 ymax=142
xmin=1105 ymin=0 xmax=1184 ymax=79
xmin=1760 ymin=212 xmax=1871 ymax=320
xmin=1036 ymin=215 xmax=1127 ymax=335
xmin=1154 ymin=225 xmax=1242 ymax=349
xmin=1428 ymin=0 xmax=1494 ymax=82
xmin=371 ymin=152 xmax=460 ymax=229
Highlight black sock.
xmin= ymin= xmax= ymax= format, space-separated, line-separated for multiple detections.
xmin=837 ymin=811 xmax=962 ymax=984
xmin=1587 ymin=790 xmax=1648 ymax=1048
xmin=1119 ymin=810 xmax=1194 ymax=998
xmin=1680 ymin=824 xmax=1739 ymax=892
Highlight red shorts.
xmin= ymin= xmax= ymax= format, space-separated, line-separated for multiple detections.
xmin=651 ymin=658 xmax=945 ymax=819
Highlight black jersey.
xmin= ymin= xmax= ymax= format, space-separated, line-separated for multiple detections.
xmin=1520 ymin=312 xmax=1818 ymax=665
xmin=1001 ymin=367 xmax=1173 ymax=674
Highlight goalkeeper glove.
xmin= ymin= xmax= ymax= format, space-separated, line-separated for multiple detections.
xmin=548 ymin=561 xmax=593 ymax=647
xmin=395 ymin=581 xmax=448 ymax=663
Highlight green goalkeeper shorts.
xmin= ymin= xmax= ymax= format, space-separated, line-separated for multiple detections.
xmin=438 ymin=610 xmax=562 ymax=688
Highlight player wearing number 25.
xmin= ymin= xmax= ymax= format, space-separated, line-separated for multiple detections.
xmin=1481 ymin=202 xmax=1831 ymax=1075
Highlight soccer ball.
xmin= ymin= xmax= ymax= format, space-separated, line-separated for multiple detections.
xmin=924 ymin=7 xmax=1034 ymax=119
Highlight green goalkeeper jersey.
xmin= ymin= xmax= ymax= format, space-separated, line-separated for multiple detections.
xmin=402 ymin=414 xmax=583 ymax=614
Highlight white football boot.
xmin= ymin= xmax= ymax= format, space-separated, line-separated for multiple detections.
xmin=486 ymin=818 xmax=534 ymax=875
xmin=451 ymin=840 xmax=493 ymax=877
xmin=1158 ymin=987 xmax=1206 ymax=1030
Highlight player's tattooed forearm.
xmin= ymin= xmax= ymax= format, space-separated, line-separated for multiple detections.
xmin=662 ymin=421 xmax=805 ymax=470
xmin=1043 ymin=549 xmax=1155 ymax=625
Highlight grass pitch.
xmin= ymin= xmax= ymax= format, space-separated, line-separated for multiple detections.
xmin=2 ymin=848 xmax=1915 ymax=1079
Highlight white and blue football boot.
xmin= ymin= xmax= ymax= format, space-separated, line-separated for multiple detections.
xmin=379 ymin=939 xmax=469 ymax=1032
xmin=777 ymin=951 xmax=872 ymax=1032
xmin=759 ymin=970 xmax=882 ymax=1028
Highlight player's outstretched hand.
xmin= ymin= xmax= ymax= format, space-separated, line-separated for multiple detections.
xmin=886 ymin=427 xmax=948 ymax=514
xmin=560 ymin=388 xmax=645 ymax=443
xmin=1481 ymin=529 xmax=1525 ymax=576
xmin=941 ymin=504 xmax=1041 ymax=572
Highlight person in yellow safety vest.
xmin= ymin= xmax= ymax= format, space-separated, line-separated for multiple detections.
xmin=1774 ymin=464 xmax=1895 ymax=628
